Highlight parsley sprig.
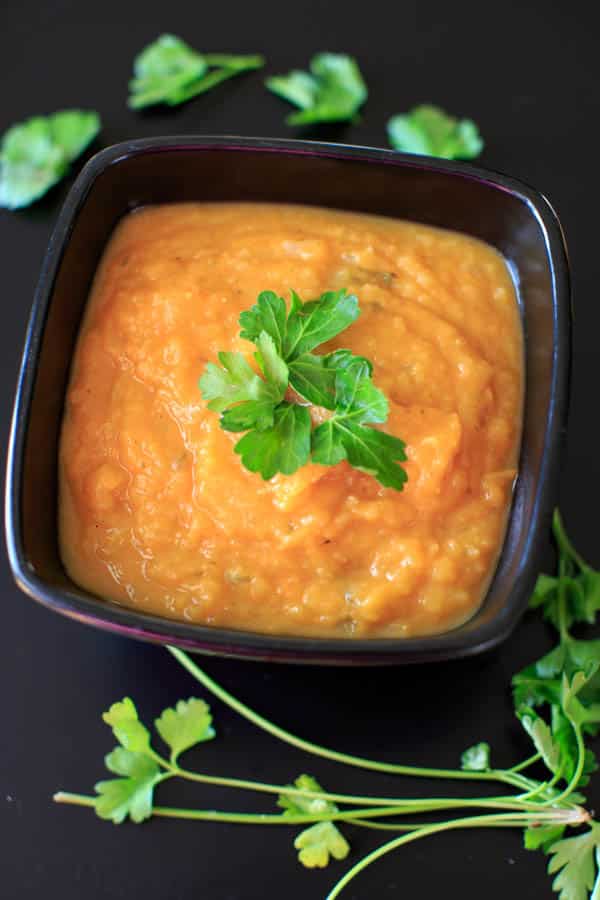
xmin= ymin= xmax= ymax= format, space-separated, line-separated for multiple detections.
xmin=199 ymin=289 xmax=408 ymax=489
xmin=387 ymin=105 xmax=483 ymax=160
xmin=265 ymin=53 xmax=367 ymax=126
xmin=0 ymin=110 xmax=100 ymax=210
xmin=54 ymin=511 xmax=600 ymax=898
xmin=128 ymin=34 xmax=264 ymax=109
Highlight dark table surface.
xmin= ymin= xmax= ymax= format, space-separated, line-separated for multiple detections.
xmin=2 ymin=1 xmax=598 ymax=898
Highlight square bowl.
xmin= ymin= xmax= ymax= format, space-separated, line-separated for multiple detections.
xmin=4 ymin=136 xmax=571 ymax=665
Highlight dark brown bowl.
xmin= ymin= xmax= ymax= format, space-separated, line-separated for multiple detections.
xmin=4 ymin=136 xmax=571 ymax=665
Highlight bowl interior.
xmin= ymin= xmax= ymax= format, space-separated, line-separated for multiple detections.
xmin=7 ymin=139 xmax=569 ymax=663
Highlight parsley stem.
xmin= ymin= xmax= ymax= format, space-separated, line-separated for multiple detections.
xmin=506 ymin=753 xmax=542 ymax=774
xmin=167 ymin=647 xmax=533 ymax=790
xmin=202 ymin=54 xmax=265 ymax=70
xmin=553 ymin=509 xmax=591 ymax=571
xmin=325 ymin=811 xmax=586 ymax=900
xmin=51 ymin=793 xmax=449 ymax=827
xmin=163 ymin=758 xmax=544 ymax=813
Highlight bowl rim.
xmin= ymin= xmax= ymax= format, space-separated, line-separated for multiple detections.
xmin=4 ymin=135 xmax=571 ymax=665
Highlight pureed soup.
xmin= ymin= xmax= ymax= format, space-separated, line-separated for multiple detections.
xmin=59 ymin=203 xmax=523 ymax=638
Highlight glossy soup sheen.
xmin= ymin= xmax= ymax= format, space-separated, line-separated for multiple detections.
xmin=59 ymin=203 xmax=523 ymax=638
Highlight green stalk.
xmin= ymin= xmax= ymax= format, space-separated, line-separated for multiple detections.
xmin=52 ymin=793 xmax=442 ymax=827
xmin=203 ymin=54 xmax=265 ymax=70
xmin=153 ymin=754 xmax=548 ymax=814
xmin=553 ymin=509 xmax=591 ymax=571
xmin=167 ymin=647 xmax=536 ymax=791
xmin=326 ymin=810 xmax=588 ymax=900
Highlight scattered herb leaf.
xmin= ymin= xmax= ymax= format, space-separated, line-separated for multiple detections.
xmin=266 ymin=53 xmax=367 ymax=125
xmin=128 ymin=34 xmax=264 ymax=109
xmin=387 ymin=105 xmax=483 ymax=160
xmin=0 ymin=109 xmax=100 ymax=210
xmin=460 ymin=742 xmax=491 ymax=772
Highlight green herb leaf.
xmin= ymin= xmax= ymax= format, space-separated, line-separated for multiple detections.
xmin=460 ymin=742 xmax=491 ymax=772
xmin=128 ymin=34 xmax=264 ymax=109
xmin=240 ymin=289 xmax=360 ymax=362
xmin=288 ymin=352 xmax=337 ymax=408
xmin=278 ymin=776 xmax=350 ymax=869
xmin=294 ymin=821 xmax=350 ymax=868
xmin=199 ymin=351 xmax=283 ymax=431
xmin=284 ymin=290 xmax=360 ymax=358
xmin=256 ymin=331 xmax=289 ymax=395
xmin=518 ymin=708 xmax=561 ymax=774
xmin=0 ymin=110 xmax=100 ymax=210
xmin=94 ymin=747 xmax=161 ymax=824
xmin=266 ymin=53 xmax=367 ymax=125
xmin=239 ymin=291 xmax=288 ymax=353
xmin=102 ymin=697 xmax=151 ymax=753
xmin=387 ymin=105 xmax=483 ymax=160
xmin=234 ymin=402 xmax=311 ymax=478
xmin=155 ymin=698 xmax=215 ymax=764
xmin=278 ymin=774 xmax=338 ymax=817
xmin=311 ymin=356 xmax=407 ymax=490
xmin=524 ymin=824 xmax=567 ymax=852
xmin=547 ymin=825 xmax=600 ymax=900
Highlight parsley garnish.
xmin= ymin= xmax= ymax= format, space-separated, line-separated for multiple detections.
xmin=55 ymin=510 xmax=600 ymax=898
xmin=265 ymin=53 xmax=367 ymax=125
xmin=199 ymin=289 xmax=408 ymax=489
xmin=387 ymin=105 xmax=483 ymax=160
xmin=128 ymin=34 xmax=264 ymax=109
xmin=0 ymin=109 xmax=100 ymax=210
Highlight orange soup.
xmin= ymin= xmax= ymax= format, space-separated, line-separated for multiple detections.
xmin=59 ymin=203 xmax=523 ymax=638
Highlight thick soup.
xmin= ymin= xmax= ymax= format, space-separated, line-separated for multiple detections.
xmin=59 ymin=203 xmax=523 ymax=638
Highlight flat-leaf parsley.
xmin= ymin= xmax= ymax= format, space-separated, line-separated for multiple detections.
xmin=54 ymin=510 xmax=600 ymax=899
xmin=266 ymin=53 xmax=367 ymax=126
xmin=198 ymin=289 xmax=408 ymax=488
xmin=128 ymin=34 xmax=264 ymax=109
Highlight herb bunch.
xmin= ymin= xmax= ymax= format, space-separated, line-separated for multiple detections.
xmin=199 ymin=288 xmax=408 ymax=489
xmin=55 ymin=511 xmax=600 ymax=899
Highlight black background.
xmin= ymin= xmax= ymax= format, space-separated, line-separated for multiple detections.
xmin=2 ymin=2 xmax=599 ymax=898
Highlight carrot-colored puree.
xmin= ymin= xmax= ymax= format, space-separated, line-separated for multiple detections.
xmin=59 ymin=203 xmax=523 ymax=637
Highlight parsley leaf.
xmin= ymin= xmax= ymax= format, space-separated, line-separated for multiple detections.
xmin=288 ymin=352 xmax=337 ymax=408
xmin=547 ymin=825 xmax=600 ymax=900
xmin=266 ymin=53 xmax=367 ymax=125
xmin=102 ymin=697 xmax=151 ymax=753
xmin=234 ymin=402 xmax=312 ymax=479
xmin=278 ymin=774 xmax=338 ymax=817
xmin=460 ymin=742 xmax=491 ymax=772
xmin=199 ymin=350 xmax=284 ymax=432
xmin=94 ymin=747 xmax=161 ymax=824
xmin=524 ymin=824 xmax=567 ymax=853
xmin=294 ymin=821 xmax=351 ymax=868
xmin=239 ymin=291 xmax=288 ymax=353
xmin=239 ymin=289 xmax=360 ymax=360
xmin=278 ymin=775 xmax=350 ymax=869
xmin=387 ymin=105 xmax=483 ymax=160
xmin=128 ymin=34 xmax=264 ymax=109
xmin=155 ymin=698 xmax=215 ymax=764
xmin=518 ymin=707 xmax=561 ymax=774
xmin=0 ymin=110 xmax=100 ymax=210
xmin=312 ymin=356 xmax=407 ymax=490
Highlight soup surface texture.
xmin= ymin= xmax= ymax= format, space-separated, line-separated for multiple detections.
xmin=59 ymin=203 xmax=523 ymax=638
